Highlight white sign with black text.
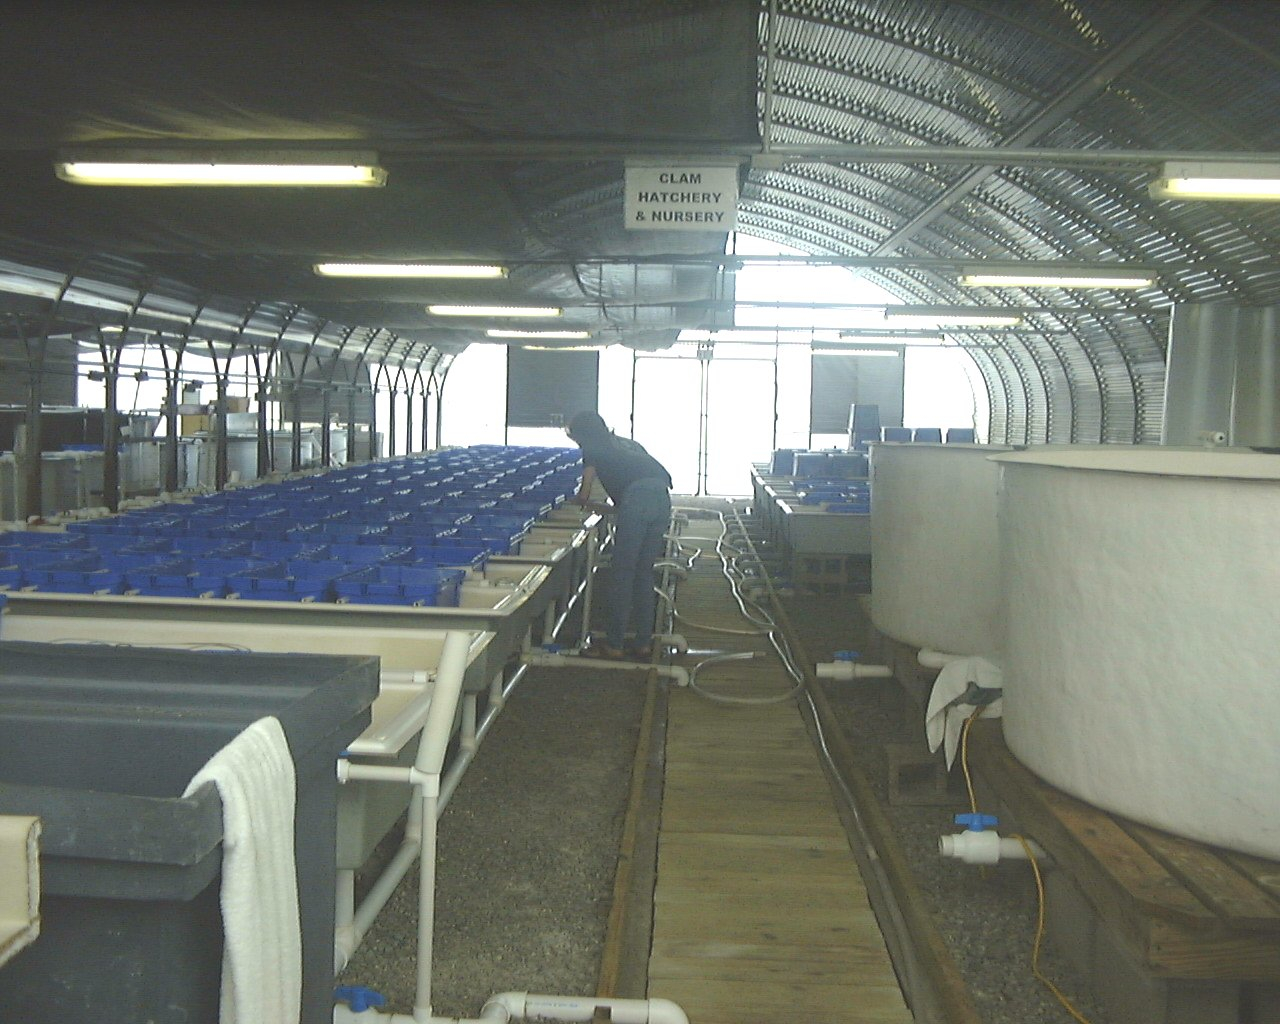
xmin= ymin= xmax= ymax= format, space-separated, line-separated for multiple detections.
xmin=624 ymin=164 xmax=739 ymax=231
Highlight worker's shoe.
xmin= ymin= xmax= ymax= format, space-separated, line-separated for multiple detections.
xmin=585 ymin=638 xmax=629 ymax=660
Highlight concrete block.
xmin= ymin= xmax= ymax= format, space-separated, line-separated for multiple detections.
xmin=1043 ymin=870 xmax=1096 ymax=981
xmin=1166 ymin=982 xmax=1241 ymax=1024
xmin=886 ymin=742 xmax=951 ymax=806
xmin=1091 ymin=920 xmax=1241 ymax=1024
xmin=1092 ymin=915 xmax=1167 ymax=1024
xmin=1242 ymin=982 xmax=1280 ymax=1024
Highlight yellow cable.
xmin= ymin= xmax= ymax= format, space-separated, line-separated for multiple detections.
xmin=959 ymin=710 xmax=1095 ymax=1023
xmin=960 ymin=707 xmax=981 ymax=816
xmin=1013 ymin=835 xmax=1095 ymax=1024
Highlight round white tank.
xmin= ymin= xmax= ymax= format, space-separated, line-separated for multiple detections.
xmin=994 ymin=448 xmax=1280 ymax=859
xmin=870 ymin=443 xmax=1010 ymax=656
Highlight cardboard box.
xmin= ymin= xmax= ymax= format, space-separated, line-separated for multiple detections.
xmin=181 ymin=414 xmax=212 ymax=434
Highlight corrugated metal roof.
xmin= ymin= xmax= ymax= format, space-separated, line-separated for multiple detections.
xmin=0 ymin=0 xmax=1276 ymax=440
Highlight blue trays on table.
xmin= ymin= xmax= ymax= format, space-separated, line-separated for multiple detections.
xmin=0 ymin=531 xmax=88 ymax=551
xmin=225 ymin=562 xmax=340 ymax=602
xmin=332 ymin=565 xmax=464 ymax=607
xmin=392 ymin=545 xmax=489 ymax=572
xmin=324 ymin=543 xmax=412 ymax=566
xmin=124 ymin=557 xmax=273 ymax=599
xmin=826 ymin=502 xmax=871 ymax=514
xmin=20 ymin=555 xmax=126 ymax=595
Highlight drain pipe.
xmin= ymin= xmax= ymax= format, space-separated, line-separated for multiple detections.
xmin=524 ymin=648 xmax=690 ymax=688
xmin=579 ymin=526 xmax=599 ymax=642
xmin=918 ymin=648 xmax=965 ymax=669
xmin=814 ymin=651 xmax=893 ymax=682
xmin=333 ymin=991 xmax=688 ymax=1024
xmin=334 ymin=629 xmax=472 ymax=973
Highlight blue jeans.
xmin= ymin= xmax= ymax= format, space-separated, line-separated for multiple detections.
xmin=606 ymin=478 xmax=671 ymax=649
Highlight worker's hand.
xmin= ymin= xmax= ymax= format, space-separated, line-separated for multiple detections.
xmin=572 ymin=497 xmax=613 ymax=515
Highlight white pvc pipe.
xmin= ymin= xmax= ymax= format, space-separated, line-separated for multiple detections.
xmin=414 ymin=631 xmax=472 ymax=777
xmin=333 ymin=630 xmax=473 ymax=968
xmin=414 ymin=783 xmax=441 ymax=1021
xmin=333 ymin=991 xmax=689 ymax=1024
xmin=814 ymin=661 xmax=893 ymax=681
xmin=579 ymin=528 xmax=598 ymax=641
xmin=653 ymin=632 xmax=688 ymax=654
xmin=939 ymin=829 xmax=1048 ymax=866
xmin=917 ymin=649 xmax=965 ymax=669
xmin=482 ymin=992 xmax=689 ymax=1024
xmin=523 ymin=649 xmax=690 ymax=687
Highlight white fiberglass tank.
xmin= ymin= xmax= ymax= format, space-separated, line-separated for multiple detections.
xmin=870 ymin=443 xmax=1010 ymax=656
xmin=994 ymin=447 xmax=1280 ymax=859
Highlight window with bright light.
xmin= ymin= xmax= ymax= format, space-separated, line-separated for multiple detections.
xmin=436 ymin=343 xmax=507 ymax=446
xmin=425 ymin=235 xmax=990 ymax=473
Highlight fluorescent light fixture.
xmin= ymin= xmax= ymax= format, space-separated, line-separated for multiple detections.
xmin=884 ymin=306 xmax=1023 ymax=328
xmin=55 ymin=149 xmax=387 ymax=187
xmin=487 ymin=329 xmax=592 ymax=339
xmin=958 ymin=269 xmax=1154 ymax=290
xmin=314 ymin=262 xmax=507 ymax=278
xmin=428 ymin=305 xmax=562 ymax=317
xmin=1150 ymin=160 xmax=1280 ymax=201
xmin=838 ymin=331 xmax=945 ymax=344
xmin=521 ymin=344 xmax=605 ymax=352
xmin=813 ymin=346 xmax=900 ymax=357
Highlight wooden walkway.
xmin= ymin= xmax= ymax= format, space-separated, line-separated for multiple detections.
xmin=646 ymin=518 xmax=913 ymax=1024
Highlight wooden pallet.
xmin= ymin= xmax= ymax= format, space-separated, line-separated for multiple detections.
xmin=968 ymin=719 xmax=1280 ymax=982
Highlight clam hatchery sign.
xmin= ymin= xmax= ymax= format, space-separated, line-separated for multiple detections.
xmin=624 ymin=164 xmax=739 ymax=231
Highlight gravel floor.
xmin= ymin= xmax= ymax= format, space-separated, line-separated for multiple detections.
xmin=338 ymin=507 xmax=1115 ymax=1024
xmin=779 ymin=585 xmax=1113 ymax=1024
xmin=337 ymin=667 xmax=647 ymax=1019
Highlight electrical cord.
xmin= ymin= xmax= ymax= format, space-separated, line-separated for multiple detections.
xmin=685 ymin=650 xmax=798 ymax=706
xmin=664 ymin=502 xmax=806 ymax=705
xmin=960 ymin=708 xmax=1095 ymax=1024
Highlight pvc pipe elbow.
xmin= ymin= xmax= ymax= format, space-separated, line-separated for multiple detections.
xmin=814 ymin=661 xmax=892 ymax=682
xmin=656 ymin=632 xmax=688 ymax=654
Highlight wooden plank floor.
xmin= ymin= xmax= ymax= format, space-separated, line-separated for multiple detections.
xmin=647 ymin=520 xmax=913 ymax=1023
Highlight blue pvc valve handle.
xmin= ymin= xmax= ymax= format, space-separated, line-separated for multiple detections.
xmin=334 ymin=986 xmax=387 ymax=1013
xmin=834 ymin=650 xmax=860 ymax=661
xmin=954 ymin=812 xmax=999 ymax=832
xmin=542 ymin=642 xmax=563 ymax=653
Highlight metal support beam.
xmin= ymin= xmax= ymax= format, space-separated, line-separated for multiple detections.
xmin=872 ymin=0 xmax=1214 ymax=256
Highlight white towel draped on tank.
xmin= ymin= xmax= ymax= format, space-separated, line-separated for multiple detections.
xmin=924 ymin=656 xmax=1004 ymax=769
xmin=183 ymin=715 xmax=302 ymax=1024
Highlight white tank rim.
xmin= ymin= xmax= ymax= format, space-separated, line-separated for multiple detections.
xmin=991 ymin=446 xmax=1280 ymax=480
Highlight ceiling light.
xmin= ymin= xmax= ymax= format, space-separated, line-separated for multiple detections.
xmin=55 ymin=149 xmax=387 ymax=187
xmin=958 ymin=269 xmax=1154 ymax=289
xmin=1150 ymin=160 xmax=1280 ymax=201
xmin=884 ymin=306 xmax=1023 ymax=328
xmin=838 ymin=331 xmax=945 ymax=345
xmin=520 ymin=344 xmax=605 ymax=352
xmin=812 ymin=346 xmax=900 ymax=357
xmin=315 ymin=263 xmax=507 ymax=278
xmin=486 ymin=329 xmax=591 ymax=339
xmin=428 ymin=305 xmax=562 ymax=317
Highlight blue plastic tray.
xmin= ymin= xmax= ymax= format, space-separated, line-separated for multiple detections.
xmin=332 ymin=565 xmax=464 ymax=607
